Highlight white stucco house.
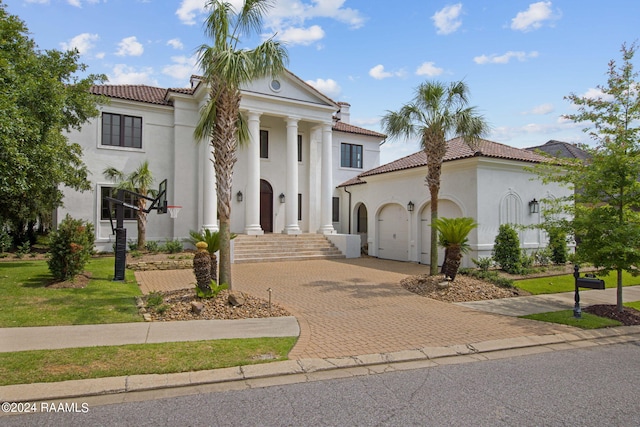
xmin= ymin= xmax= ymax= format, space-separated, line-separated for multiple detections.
xmin=60 ymin=69 xmax=570 ymax=267
xmin=60 ymin=70 xmax=385 ymax=253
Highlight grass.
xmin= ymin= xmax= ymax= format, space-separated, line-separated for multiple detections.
xmin=521 ymin=310 xmax=622 ymax=329
xmin=0 ymin=337 xmax=297 ymax=386
xmin=626 ymin=301 xmax=640 ymax=311
xmin=515 ymin=270 xmax=640 ymax=295
xmin=0 ymin=257 xmax=142 ymax=327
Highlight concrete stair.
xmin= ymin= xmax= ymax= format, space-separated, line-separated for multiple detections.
xmin=233 ymin=234 xmax=345 ymax=263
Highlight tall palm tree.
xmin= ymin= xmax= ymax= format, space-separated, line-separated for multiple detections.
xmin=381 ymin=81 xmax=489 ymax=275
xmin=194 ymin=0 xmax=288 ymax=289
xmin=434 ymin=216 xmax=478 ymax=281
xmin=103 ymin=161 xmax=155 ymax=250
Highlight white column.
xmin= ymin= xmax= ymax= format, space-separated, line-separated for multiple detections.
xmin=318 ymin=122 xmax=335 ymax=234
xmin=245 ymin=111 xmax=263 ymax=235
xmin=284 ymin=117 xmax=301 ymax=234
xmin=202 ymin=142 xmax=218 ymax=231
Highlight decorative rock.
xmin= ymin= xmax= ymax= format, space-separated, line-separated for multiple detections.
xmin=143 ymin=313 xmax=152 ymax=322
xmin=191 ymin=301 xmax=205 ymax=314
xmin=437 ymin=281 xmax=450 ymax=289
xmin=228 ymin=291 xmax=245 ymax=307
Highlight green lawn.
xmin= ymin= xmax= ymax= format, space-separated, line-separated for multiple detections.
xmin=515 ymin=270 xmax=640 ymax=295
xmin=521 ymin=310 xmax=622 ymax=329
xmin=0 ymin=257 xmax=142 ymax=327
xmin=0 ymin=337 xmax=297 ymax=386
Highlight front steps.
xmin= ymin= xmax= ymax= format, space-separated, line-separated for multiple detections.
xmin=233 ymin=234 xmax=345 ymax=263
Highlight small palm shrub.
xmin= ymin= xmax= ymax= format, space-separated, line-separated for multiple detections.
xmin=162 ymin=239 xmax=183 ymax=254
xmin=472 ymin=256 xmax=493 ymax=272
xmin=48 ymin=215 xmax=94 ymax=281
xmin=187 ymin=229 xmax=236 ymax=283
xmin=434 ymin=217 xmax=478 ymax=281
xmin=193 ymin=242 xmax=212 ymax=295
xmin=492 ymin=224 xmax=522 ymax=274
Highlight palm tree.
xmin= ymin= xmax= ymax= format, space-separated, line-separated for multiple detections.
xmin=194 ymin=0 xmax=288 ymax=289
xmin=434 ymin=217 xmax=477 ymax=281
xmin=103 ymin=161 xmax=155 ymax=250
xmin=381 ymin=81 xmax=489 ymax=275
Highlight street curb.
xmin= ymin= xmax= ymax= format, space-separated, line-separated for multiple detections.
xmin=2 ymin=325 xmax=639 ymax=404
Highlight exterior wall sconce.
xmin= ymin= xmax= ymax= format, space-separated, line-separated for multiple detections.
xmin=236 ymin=191 xmax=243 ymax=202
xmin=279 ymin=193 xmax=285 ymax=203
xmin=529 ymin=198 xmax=540 ymax=214
xmin=407 ymin=201 xmax=414 ymax=212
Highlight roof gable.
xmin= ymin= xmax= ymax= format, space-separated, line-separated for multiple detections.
xmin=526 ymin=140 xmax=590 ymax=160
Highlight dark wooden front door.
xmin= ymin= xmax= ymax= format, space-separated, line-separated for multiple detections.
xmin=260 ymin=179 xmax=273 ymax=233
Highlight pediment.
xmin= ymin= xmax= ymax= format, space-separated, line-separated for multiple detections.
xmin=241 ymin=69 xmax=337 ymax=109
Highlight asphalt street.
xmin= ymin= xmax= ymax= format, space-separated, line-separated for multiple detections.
xmin=4 ymin=342 xmax=640 ymax=426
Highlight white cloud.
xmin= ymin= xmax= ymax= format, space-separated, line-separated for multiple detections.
xmin=176 ymin=0 xmax=207 ymax=25
xmin=67 ymin=0 xmax=101 ymax=6
xmin=278 ymin=25 xmax=325 ymax=45
xmin=167 ymin=38 xmax=184 ymax=50
xmin=369 ymin=64 xmax=404 ymax=80
xmin=60 ymin=33 xmax=99 ymax=55
xmin=474 ymin=51 xmax=539 ymax=64
xmin=416 ymin=62 xmax=444 ymax=77
xmin=107 ymin=64 xmax=158 ymax=85
xmin=162 ymin=55 xmax=198 ymax=81
xmin=524 ymin=103 xmax=555 ymax=115
xmin=116 ymin=36 xmax=144 ymax=57
xmin=305 ymin=78 xmax=341 ymax=99
xmin=25 ymin=0 xmax=50 ymax=4
xmin=511 ymin=1 xmax=559 ymax=32
xmin=432 ymin=3 xmax=463 ymax=35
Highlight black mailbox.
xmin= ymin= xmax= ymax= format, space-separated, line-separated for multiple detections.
xmin=576 ymin=277 xmax=605 ymax=290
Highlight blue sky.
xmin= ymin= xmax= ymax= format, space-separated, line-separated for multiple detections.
xmin=7 ymin=0 xmax=640 ymax=163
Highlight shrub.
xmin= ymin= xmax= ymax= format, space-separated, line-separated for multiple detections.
xmin=534 ymin=247 xmax=553 ymax=266
xmin=472 ymin=256 xmax=493 ymax=272
xmin=459 ymin=268 xmax=515 ymax=288
xmin=127 ymin=239 xmax=138 ymax=251
xmin=520 ymin=249 xmax=535 ymax=270
xmin=145 ymin=240 xmax=160 ymax=253
xmin=0 ymin=228 xmax=11 ymax=253
xmin=492 ymin=224 xmax=522 ymax=274
xmin=48 ymin=215 xmax=94 ymax=281
xmin=548 ymin=228 xmax=568 ymax=265
xmin=163 ymin=239 xmax=183 ymax=254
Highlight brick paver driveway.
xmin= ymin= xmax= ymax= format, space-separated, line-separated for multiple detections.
xmin=232 ymin=258 xmax=573 ymax=360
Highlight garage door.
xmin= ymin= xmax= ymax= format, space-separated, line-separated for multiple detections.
xmin=378 ymin=203 xmax=408 ymax=261
xmin=420 ymin=200 xmax=463 ymax=265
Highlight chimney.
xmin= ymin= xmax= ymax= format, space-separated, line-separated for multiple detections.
xmin=337 ymin=102 xmax=351 ymax=124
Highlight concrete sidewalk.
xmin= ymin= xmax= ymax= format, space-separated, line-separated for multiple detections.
xmin=0 ymin=317 xmax=299 ymax=353
xmin=456 ymin=285 xmax=640 ymax=316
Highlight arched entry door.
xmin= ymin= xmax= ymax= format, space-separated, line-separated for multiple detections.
xmin=377 ymin=203 xmax=409 ymax=261
xmin=260 ymin=179 xmax=273 ymax=233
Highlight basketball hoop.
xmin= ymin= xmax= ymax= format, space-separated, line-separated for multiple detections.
xmin=167 ymin=205 xmax=182 ymax=219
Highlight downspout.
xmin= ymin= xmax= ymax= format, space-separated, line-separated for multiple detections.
xmin=343 ymin=186 xmax=352 ymax=234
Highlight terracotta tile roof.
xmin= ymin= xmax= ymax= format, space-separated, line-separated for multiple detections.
xmin=338 ymin=137 xmax=551 ymax=187
xmin=90 ymin=85 xmax=176 ymax=105
xmin=333 ymin=121 xmax=386 ymax=138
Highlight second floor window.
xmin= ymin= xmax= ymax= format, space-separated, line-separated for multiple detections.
xmin=340 ymin=143 xmax=362 ymax=168
xmin=102 ymin=113 xmax=142 ymax=148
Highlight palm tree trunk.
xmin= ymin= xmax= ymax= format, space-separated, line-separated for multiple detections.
xmin=442 ymin=244 xmax=462 ymax=281
xmin=430 ymin=189 xmax=439 ymax=275
xmin=210 ymin=253 xmax=218 ymax=283
xmin=137 ymin=208 xmax=147 ymax=250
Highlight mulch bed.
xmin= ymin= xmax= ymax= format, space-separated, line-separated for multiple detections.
xmin=583 ymin=304 xmax=640 ymax=326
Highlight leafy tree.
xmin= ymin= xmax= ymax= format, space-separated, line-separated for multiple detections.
xmin=0 ymin=3 xmax=106 ymax=245
xmin=434 ymin=216 xmax=478 ymax=281
xmin=539 ymin=43 xmax=640 ymax=312
xmin=492 ymin=224 xmax=522 ymax=274
xmin=194 ymin=0 xmax=288 ymax=289
xmin=381 ymin=81 xmax=489 ymax=275
xmin=103 ymin=161 xmax=156 ymax=250
xmin=547 ymin=227 xmax=568 ymax=265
